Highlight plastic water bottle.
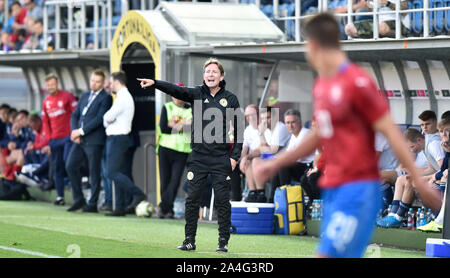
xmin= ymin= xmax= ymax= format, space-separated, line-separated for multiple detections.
xmin=317 ymin=200 xmax=323 ymax=221
xmin=415 ymin=208 xmax=421 ymax=228
xmin=419 ymin=207 xmax=426 ymax=226
xmin=311 ymin=200 xmax=318 ymax=220
xmin=426 ymin=208 xmax=434 ymax=223
xmin=407 ymin=208 xmax=415 ymax=231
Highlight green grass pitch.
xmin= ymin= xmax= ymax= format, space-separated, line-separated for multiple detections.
xmin=0 ymin=201 xmax=427 ymax=258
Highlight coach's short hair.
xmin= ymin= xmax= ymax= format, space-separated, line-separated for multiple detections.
xmin=304 ymin=13 xmax=341 ymax=49
xmin=111 ymin=71 xmax=127 ymax=85
xmin=418 ymin=110 xmax=437 ymax=122
xmin=203 ymin=57 xmax=225 ymax=76
xmin=404 ymin=128 xmax=425 ymax=142
xmin=284 ymin=109 xmax=302 ymax=122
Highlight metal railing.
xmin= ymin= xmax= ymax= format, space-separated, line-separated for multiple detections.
xmin=43 ymin=0 xmax=129 ymax=50
xmin=259 ymin=0 xmax=450 ymax=41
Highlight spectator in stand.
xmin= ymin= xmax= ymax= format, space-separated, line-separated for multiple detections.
xmin=0 ymin=31 xmax=12 ymax=52
xmin=327 ymin=0 xmax=369 ymax=39
xmin=5 ymin=1 xmax=20 ymax=34
xmin=156 ymin=85 xmax=192 ymax=219
xmin=0 ymin=0 xmax=5 ymax=26
xmin=13 ymin=28 xmax=26 ymax=50
xmin=245 ymin=106 xmax=290 ymax=203
xmin=418 ymin=117 xmax=450 ymax=232
xmin=23 ymin=0 xmax=43 ymax=21
xmin=10 ymin=1 xmax=27 ymax=44
xmin=41 ymin=73 xmax=78 ymax=205
xmin=65 ymin=69 xmax=112 ymax=213
xmin=345 ymin=0 xmax=410 ymax=39
xmin=377 ymin=127 xmax=444 ymax=228
xmin=22 ymin=18 xmax=48 ymax=50
xmin=270 ymin=109 xmax=315 ymax=202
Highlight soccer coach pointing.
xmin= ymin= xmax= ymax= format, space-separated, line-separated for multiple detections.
xmin=138 ymin=58 xmax=243 ymax=253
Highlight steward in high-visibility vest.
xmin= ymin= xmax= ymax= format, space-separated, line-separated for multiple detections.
xmin=156 ymin=89 xmax=192 ymax=219
xmin=157 ymin=101 xmax=192 ymax=154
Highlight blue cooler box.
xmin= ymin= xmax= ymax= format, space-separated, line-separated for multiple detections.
xmin=425 ymin=238 xmax=450 ymax=257
xmin=230 ymin=201 xmax=275 ymax=234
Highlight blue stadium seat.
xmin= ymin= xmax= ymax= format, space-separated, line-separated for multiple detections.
xmin=411 ymin=0 xmax=424 ymax=35
xmin=445 ymin=0 xmax=450 ymax=33
xmin=431 ymin=0 xmax=445 ymax=34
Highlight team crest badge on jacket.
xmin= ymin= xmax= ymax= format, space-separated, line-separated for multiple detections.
xmin=219 ymin=98 xmax=228 ymax=107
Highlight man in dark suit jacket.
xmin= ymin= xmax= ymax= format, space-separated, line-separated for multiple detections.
xmin=66 ymin=69 xmax=113 ymax=212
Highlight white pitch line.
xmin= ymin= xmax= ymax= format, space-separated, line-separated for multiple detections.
xmin=0 ymin=245 xmax=61 ymax=258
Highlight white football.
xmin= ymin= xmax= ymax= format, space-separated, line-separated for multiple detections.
xmin=135 ymin=201 xmax=154 ymax=217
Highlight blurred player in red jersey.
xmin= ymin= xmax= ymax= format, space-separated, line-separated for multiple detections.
xmin=41 ymin=73 xmax=78 ymax=205
xmin=253 ymin=13 xmax=442 ymax=258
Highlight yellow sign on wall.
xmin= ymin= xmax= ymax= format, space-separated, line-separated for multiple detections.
xmin=110 ymin=10 xmax=162 ymax=204
xmin=110 ymin=10 xmax=161 ymax=80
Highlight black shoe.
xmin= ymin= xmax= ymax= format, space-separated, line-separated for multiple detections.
xmin=244 ymin=191 xmax=257 ymax=202
xmin=82 ymin=204 xmax=98 ymax=213
xmin=53 ymin=198 xmax=65 ymax=206
xmin=42 ymin=183 xmax=55 ymax=191
xmin=256 ymin=191 xmax=267 ymax=203
xmin=216 ymin=238 xmax=228 ymax=253
xmin=105 ymin=210 xmax=125 ymax=217
xmin=177 ymin=238 xmax=196 ymax=251
xmin=125 ymin=194 xmax=146 ymax=213
xmin=67 ymin=200 xmax=86 ymax=212
xmin=99 ymin=204 xmax=112 ymax=212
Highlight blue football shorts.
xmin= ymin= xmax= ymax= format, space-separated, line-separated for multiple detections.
xmin=316 ymin=179 xmax=382 ymax=258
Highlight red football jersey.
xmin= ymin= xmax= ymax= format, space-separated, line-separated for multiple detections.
xmin=313 ymin=63 xmax=389 ymax=188
xmin=42 ymin=90 xmax=78 ymax=140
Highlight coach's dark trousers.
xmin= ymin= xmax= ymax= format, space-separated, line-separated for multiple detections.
xmin=105 ymin=135 xmax=143 ymax=211
xmin=184 ymin=152 xmax=232 ymax=242
xmin=66 ymin=143 xmax=103 ymax=206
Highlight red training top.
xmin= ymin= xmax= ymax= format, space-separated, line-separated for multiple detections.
xmin=41 ymin=90 xmax=78 ymax=140
xmin=313 ymin=62 xmax=389 ymax=188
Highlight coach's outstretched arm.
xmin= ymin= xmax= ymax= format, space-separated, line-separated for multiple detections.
xmin=374 ymin=113 xmax=442 ymax=212
xmin=137 ymin=78 xmax=196 ymax=103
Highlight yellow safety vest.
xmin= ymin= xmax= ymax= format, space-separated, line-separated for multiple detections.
xmin=157 ymin=102 xmax=192 ymax=154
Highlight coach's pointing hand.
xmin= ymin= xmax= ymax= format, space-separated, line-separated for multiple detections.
xmin=137 ymin=78 xmax=155 ymax=89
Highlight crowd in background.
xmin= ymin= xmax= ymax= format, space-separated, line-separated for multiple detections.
xmin=0 ymin=0 xmax=448 ymax=52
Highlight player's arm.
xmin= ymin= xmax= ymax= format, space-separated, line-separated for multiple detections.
xmin=373 ymin=113 xmax=442 ymax=211
xmin=253 ymin=127 xmax=319 ymax=185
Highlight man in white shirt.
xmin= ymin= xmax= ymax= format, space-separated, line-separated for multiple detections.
xmin=103 ymin=71 xmax=146 ymax=216
xmin=244 ymin=106 xmax=291 ymax=203
xmin=271 ymin=109 xmax=316 ymax=202
xmin=377 ymin=127 xmax=444 ymax=228
xmin=239 ymin=104 xmax=260 ymax=199
xmin=375 ymin=132 xmax=400 ymax=211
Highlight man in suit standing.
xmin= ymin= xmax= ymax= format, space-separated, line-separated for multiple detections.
xmin=66 ymin=69 xmax=113 ymax=212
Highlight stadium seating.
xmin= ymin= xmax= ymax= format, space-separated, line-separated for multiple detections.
xmin=445 ymin=0 xmax=450 ymax=33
